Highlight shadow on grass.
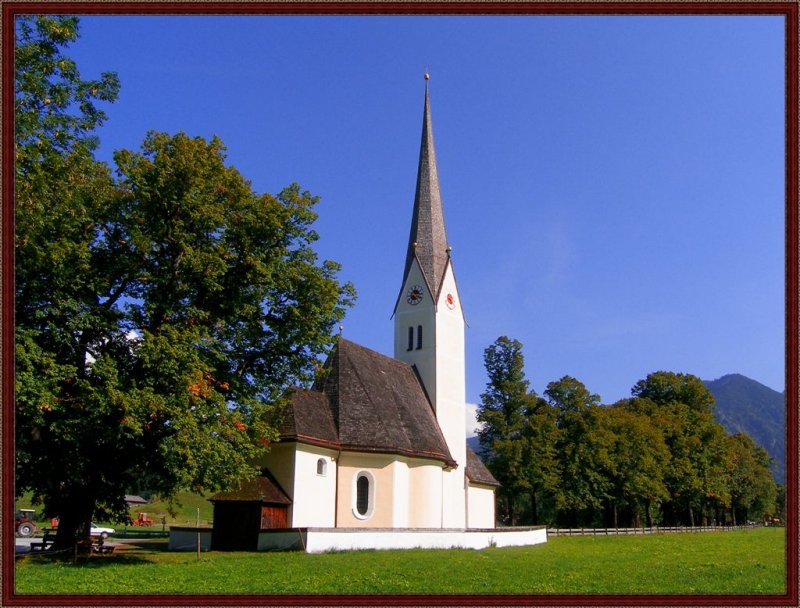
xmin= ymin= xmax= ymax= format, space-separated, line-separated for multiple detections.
xmin=17 ymin=541 xmax=170 ymax=567
xmin=117 ymin=539 xmax=170 ymax=552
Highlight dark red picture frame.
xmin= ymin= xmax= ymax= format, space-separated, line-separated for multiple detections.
xmin=2 ymin=2 xmax=797 ymax=606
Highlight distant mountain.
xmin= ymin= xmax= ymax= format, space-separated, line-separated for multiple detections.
xmin=467 ymin=435 xmax=482 ymax=455
xmin=704 ymin=374 xmax=785 ymax=483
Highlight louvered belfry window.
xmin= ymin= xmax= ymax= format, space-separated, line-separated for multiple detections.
xmin=356 ymin=475 xmax=370 ymax=516
xmin=407 ymin=326 xmax=414 ymax=351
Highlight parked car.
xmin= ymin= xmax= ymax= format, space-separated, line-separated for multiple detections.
xmin=90 ymin=523 xmax=115 ymax=538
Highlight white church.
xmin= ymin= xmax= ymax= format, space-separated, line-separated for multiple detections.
xmin=201 ymin=79 xmax=547 ymax=553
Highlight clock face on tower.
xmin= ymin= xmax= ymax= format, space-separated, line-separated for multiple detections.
xmin=406 ymin=285 xmax=424 ymax=305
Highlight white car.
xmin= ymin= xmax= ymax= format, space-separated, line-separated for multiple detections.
xmin=90 ymin=523 xmax=115 ymax=538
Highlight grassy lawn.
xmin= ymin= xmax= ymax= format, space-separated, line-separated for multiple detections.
xmin=15 ymin=527 xmax=785 ymax=595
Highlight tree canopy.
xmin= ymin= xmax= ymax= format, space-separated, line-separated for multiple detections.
xmin=14 ymin=16 xmax=355 ymax=549
xmin=631 ymin=371 xmax=716 ymax=414
xmin=477 ymin=337 xmax=534 ymax=525
xmin=477 ymin=336 xmax=777 ymax=529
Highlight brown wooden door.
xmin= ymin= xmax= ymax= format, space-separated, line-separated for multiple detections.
xmin=261 ymin=504 xmax=288 ymax=529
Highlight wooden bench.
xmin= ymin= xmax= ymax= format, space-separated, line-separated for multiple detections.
xmin=30 ymin=529 xmax=56 ymax=552
xmin=28 ymin=530 xmax=115 ymax=555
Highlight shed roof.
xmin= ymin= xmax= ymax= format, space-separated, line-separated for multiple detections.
xmin=124 ymin=494 xmax=148 ymax=505
xmin=209 ymin=471 xmax=291 ymax=505
xmin=465 ymin=447 xmax=500 ymax=487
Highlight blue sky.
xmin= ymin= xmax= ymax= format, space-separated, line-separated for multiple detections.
xmin=63 ymin=15 xmax=785 ymax=422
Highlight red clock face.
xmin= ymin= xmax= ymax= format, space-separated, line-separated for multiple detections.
xmin=446 ymin=293 xmax=455 ymax=309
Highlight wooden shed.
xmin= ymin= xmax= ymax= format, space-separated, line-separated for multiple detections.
xmin=210 ymin=471 xmax=291 ymax=551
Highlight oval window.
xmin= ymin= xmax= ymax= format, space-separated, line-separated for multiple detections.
xmin=356 ymin=475 xmax=370 ymax=516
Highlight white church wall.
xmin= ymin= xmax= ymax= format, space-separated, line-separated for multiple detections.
xmin=407 ymin=460 xmax=444 ymax=528
xmin=434 ymin=263 xmax=467 ymax=527
xmin=391 ymin=459 xmax=409 ymax=527
xmin=336 ymin=452 xmax=395 ymax=528
xmin=290 ymin=445 xmax=338 ymax=528
xmin=467 ymin=484 xmax=496 ymax=529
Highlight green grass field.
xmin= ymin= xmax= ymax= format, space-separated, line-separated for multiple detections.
xmin=15 ymin=527 xmax=785 ymax=595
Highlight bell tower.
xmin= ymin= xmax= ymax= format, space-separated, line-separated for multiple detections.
xmin=393 ymin=75 xmax=466 ymax=527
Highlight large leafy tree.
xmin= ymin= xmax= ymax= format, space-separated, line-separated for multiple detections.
xmin=545 ymin=376 xmax=608 ymax=526
xmin=15 ymin=16 xmax=122 ymax=547
xmin=15 ymin=17 xmax=355 ymax=549
xmin=520 ymin=395 xmax=559 ymax=525
xmin=477 ymin=337 xmax=534 ymax=525
xmin=725 ymin=433 xmax=777 ymax=525
xmin=631 ymin=371 xmax=715 ymax=414
xmin=596 ymin=404 xmax=670 ymax=527
xmin=627 ymin=372 xmax=728 ymax=526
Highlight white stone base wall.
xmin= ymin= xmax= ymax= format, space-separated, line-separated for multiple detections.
xmin=168 ymin=527 xmax=212 ymax=551
xmin=258 ymin=527 xmax=547 ymax=553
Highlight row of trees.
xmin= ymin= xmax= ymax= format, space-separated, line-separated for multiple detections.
xmin=15 ymin=16 xmax=355 ymax=549
xmin=477 ymin=337 xmax=779 ymax=529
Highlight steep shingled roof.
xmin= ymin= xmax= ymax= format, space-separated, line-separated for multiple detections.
xmin=209 ymin=471 xmax=291 ymax=504
xmin=465 ymin=447 xmax=500 ymax=487
xmin=280 ymin=388 xmax=338 ymax=448
xmin=395 ymin=81 xmax=451 ymax=309
xmin=279 ymin=338 xmax=455 ymax=467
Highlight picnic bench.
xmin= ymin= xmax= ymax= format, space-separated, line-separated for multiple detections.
xmin=29 ymin=530 xmax=115 ymax=554
xmin=29 ymin=529 xmax=56 ymax=552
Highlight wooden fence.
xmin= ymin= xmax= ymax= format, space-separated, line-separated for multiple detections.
xmin=547 ymin=523 xmax=764 ymax=536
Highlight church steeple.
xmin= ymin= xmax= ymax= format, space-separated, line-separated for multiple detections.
xmin=393 ymin=75 xmax=467 ymax=528
xmin=399 ymin=76 xmax=450 ymax=305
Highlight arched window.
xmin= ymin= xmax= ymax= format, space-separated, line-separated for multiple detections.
xmin=316 ymin=458 xmax=327 ymax=476
xmin=356 ymin=476 xmax=369 ymax=516
xmin=407 ymin=326 xmax=414 ymax=351
xmin=416 ymin=325 xmax=423 ymax=350
xmin=352 ymin=471 xmax=375 ymax=520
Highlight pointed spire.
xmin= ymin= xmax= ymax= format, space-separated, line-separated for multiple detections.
xmin=402 ymin=74 xmax=450 ymax=299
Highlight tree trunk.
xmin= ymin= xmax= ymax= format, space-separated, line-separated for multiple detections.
xmin=52 ymin=491 xmax=95 ymax=551
xmin=731 ymin=507 xmax=737 ymax=527
xmin=613 ymin=502 xmax=618 ymax=529
xmin=688 ymin=506 xmax=695 ymax=528
xmin=645 ymin=499 xmax=653 ymax=528
xmin=665 ymin=496 xmax=676 ymax=526
xmin=530 ymin=489 xmax=538 ymax=526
